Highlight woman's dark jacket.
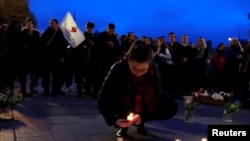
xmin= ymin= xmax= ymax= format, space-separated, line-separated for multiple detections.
xmin=98 ymin=60 xmax=161 ymax=126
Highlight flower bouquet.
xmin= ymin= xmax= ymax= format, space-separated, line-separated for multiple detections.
xmin=183 ymin=96 xmax=198 ymax=122
xmin=0 ymin=92 xmax=23 ymax=112
xmin=192 ymin=88 xmax=232 ymax=106
xmin=222 ymin=101 xmax=240 ymax=123
xmin=224 ymin=101 xmax=240 ymax=114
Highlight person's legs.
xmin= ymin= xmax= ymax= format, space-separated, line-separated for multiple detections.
xmin=74 ymin=64 xmax=85 ymax=97
xmin=41 ymin=59 xmax=51 ymax=95
xmin=19 ymin=71 xmax=27 ymax=96
xmin=136 ymin=121 xmax=148 ymax=135
xmin=138 ymin=93 xmax=178 ymax=135
xmin=30 ymin=63 xmax=38 ymax=94
xmin=238 ymin=73 xmax=250 ymax=108
xmin=64 ymin=63 xmax=74 ymax=92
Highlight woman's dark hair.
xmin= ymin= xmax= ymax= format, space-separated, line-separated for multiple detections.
xmin=217 ymin=43 xmax=224 ymax=48
xmin=216 ymin=43 xmax=225 ymax=52
xmin=124 ymin=40 xmax=153 ymax=63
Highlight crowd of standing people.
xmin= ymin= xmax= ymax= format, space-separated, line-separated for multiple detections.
xmin=1 ymin=17 xmax=250 ymax=139
xmin=0 ymin=18 xmax=250 ymax=106
xmin=0 ymin=18 xmax=123 ymax=98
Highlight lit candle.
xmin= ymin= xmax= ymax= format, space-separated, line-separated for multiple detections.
xmin=175 ymin=138 xmax=181 ymax=141
xmin=116 ymin=137 xmax=124 ymax=141
xmin=127 ymin=113 xmax=134 ymax=121
xmin=201 ymin=137 xmax=207 ymax=141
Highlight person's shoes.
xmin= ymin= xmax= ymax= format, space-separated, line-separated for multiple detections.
xmin=58 ymin=91 xmax=65 ymax=95
xmin=30 ymin=89 xmax=37 ymax=94
xmin=30 ymin=87 xmax=37 ymax=94
xmin=22 ymin=92 xmax=32 ymax=97
xmin=137 ymin=124 xmax=148 ymax=135
xmin=65 ymin=88 xmax=71 ymax=93
xmin=42 ymin=92 xmax=49 ymax=96
xmin=27 ymin=93 xmax=33 ymax=97
xmin=116 ymin=127 xmax=128 ymax=137
xmin=83 ymin=92 xmax=92 ymax=97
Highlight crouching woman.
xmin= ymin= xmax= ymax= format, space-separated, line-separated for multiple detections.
xmin=98 ymin=40 xmax=178 ymax=138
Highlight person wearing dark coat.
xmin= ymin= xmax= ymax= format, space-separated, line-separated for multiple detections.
xmin=98 ymin=41 xmax=178 ymax=138
xmin=211 ymin=43 xmax=226 ymax=92
xmin=19 ymin=17 xmax=40 ymax=96
xmin=40 ymin=18 xmax=68 ymax=96
xmin=224 ymin=38 xmax=243 ymax=100
xmin=167 ymin=32 xmax=183 ymax=97
xmin=239 ymin=40 xmax=250 ymax=108
xmin=73 ymin=21 xmax=98 ymax=97
xmin=0 ymin=24 xmax=8 ymax=92
xmin=95 ymin=23 xmax=121 ymax=93
xmin=5 ymin=19 xmax=22 ymax=94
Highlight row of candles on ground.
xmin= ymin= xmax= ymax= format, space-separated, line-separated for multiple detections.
xmin=128 ymin=113 xmax=208 ymax=141
xmin=175 ymin=138 xmax=207 ymax=141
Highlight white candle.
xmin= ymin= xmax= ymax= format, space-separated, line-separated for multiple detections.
xmin=127 ymin=113 xmax=134 ymax=121
xmin=175 ymin=138 xmax=181 ymax=141
xmin=116 ymin=137 xmax=124 ymax=141
xmin=201 ymin=137 xmax=207 ymax=141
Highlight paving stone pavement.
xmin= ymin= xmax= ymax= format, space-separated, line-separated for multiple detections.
xmin=0 ymin=83 xmax=250 ymax=141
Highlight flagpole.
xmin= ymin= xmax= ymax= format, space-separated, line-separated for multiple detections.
xmin=73 ymin=11 xmax=76 ymax=21
xmin=248 ymin=12 xmax=250 ymax=39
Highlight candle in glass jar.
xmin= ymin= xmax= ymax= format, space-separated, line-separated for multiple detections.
xmin=127 ymin=113 xmax=134 ymax=121
xmin=175 ymin=138 xmax=181 ymax=141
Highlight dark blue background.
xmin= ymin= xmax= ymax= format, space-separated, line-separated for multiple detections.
xmin=30 ymin=0 xmax=250 ymax=47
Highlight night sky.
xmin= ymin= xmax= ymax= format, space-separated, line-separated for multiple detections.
xmin=30 ymin=0 xmax=250 ymax=47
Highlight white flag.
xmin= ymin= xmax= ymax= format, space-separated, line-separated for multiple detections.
xmin=60 ymin=11 xmax=85 ymax=48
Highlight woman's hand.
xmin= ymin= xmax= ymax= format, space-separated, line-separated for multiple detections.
xmin=116 ymin=119 xmax=134 ymax=128
xmin=133 ymin=114 xmax=142 ymax=125
xmin=116 ymin=114 xmax=142 ymax=128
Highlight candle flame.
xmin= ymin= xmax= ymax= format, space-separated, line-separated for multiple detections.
xmin=127 ymin=113 xmax=134 ymax=121
xmin=201 ymin=137 xmax=207 ymax=141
